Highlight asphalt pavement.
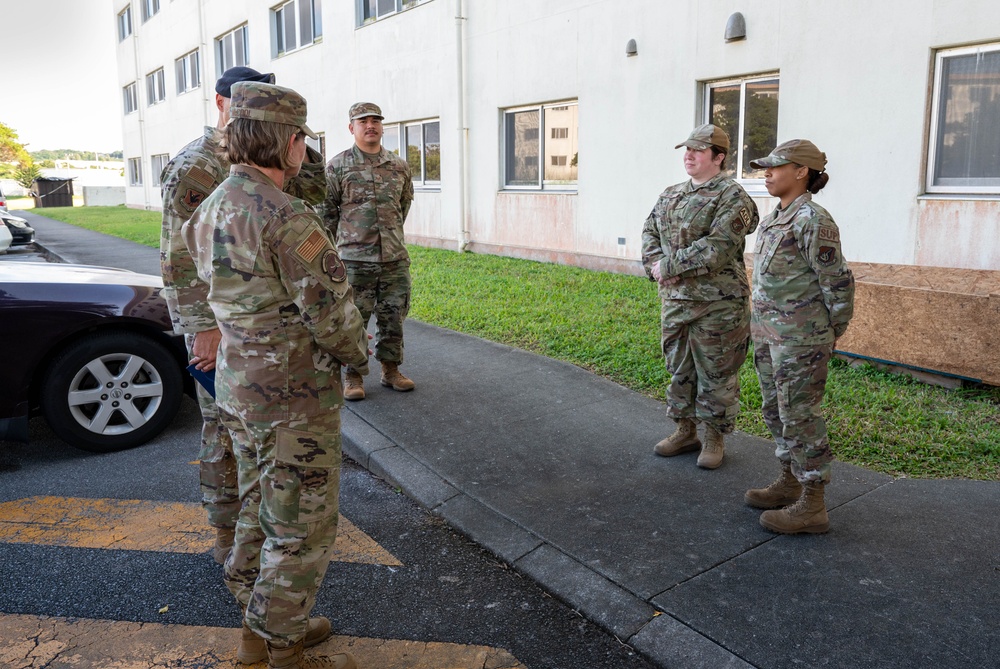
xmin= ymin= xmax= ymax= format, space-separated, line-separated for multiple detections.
xmin=16 ymin=210 xmax=1000 ymax=669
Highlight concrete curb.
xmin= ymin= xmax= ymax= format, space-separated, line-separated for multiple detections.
xmin=340 ymin=408 xmax=752 ymax=668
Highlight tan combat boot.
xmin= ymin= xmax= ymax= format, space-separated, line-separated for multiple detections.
xmin=213 ymin=527 xmax=235 ymax=565
xmin=696 ymin=425 xmax=725 ymax=469
xmin=344 ymin=369 xmax=365 ymax=401
xmin=654 ymin=417 xmax=700 ymax=457
xmin=266 ymin=640 xmax=358 ymax=669
xmin=744 ymin=462 xmax=802 ymax=509
xmin=238 ymin=617 xmax=332 ymax=664
xmin=759 ymin=481 xmax=829 ymax=534
xmin=380 ymin=361 xmax=415 ymax=392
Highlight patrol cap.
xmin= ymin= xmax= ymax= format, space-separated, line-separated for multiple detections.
xmin=675 ymin=124 xmax=730 ymax=152
xmin=215 ymin=66 xmax=275 ymax=98
xmin=228 ymin=81 xmax=318 ymax=139
xmin=349 ymin=102 xmax=383 ymax=121
xmin=750 ymin=139 xmax=828 ymax=172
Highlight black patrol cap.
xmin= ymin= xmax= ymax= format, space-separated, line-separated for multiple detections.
xmin=215 ymin=66 xmax=276 ymax=98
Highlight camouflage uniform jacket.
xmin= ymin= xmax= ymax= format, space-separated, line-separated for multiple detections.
xmin=751 ymin=192 xmax=854 ymax=345
xmin=641 ymin=173 xmax=759 ymax=301
xmin=322 ymin=145 xmax=413 ymax=263
xmin=160 ymin=126 xmax=328 ymax=335
xmin=180 ymin=165 xmax=369 ymax=420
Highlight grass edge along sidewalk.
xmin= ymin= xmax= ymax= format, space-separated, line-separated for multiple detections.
xmin=33 ymin=205 xmax=1000 ymax=481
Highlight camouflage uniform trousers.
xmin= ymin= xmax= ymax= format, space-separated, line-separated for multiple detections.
xmin=344 ymin=259 xmax=411 ymax=369
xmin=753 ymin=340 xmax=835 ymax=484
xmin=184 ymin=333 xmax=239 ymax=530
xmin=661 ymin=296 xmax=750 ymax=434
xmin=219 ymin=408 xmax=343 ymax=646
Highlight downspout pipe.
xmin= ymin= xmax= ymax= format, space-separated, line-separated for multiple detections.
xmin=456 ymin=0 xmax=470 ymax=251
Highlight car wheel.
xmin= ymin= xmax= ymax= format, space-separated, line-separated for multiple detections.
xmin=41 ymin=330 xmax=184 ymax=453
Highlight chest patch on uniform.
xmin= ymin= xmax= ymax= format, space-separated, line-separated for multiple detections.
xmin=295 ymin=229 xmax=328 ymax=263
xmin=188 ymin=166 xmax=216 ymax=190
xmin=818 ymin=246 xmax=838 ymax=266
xmin=180 ymin=188 xmax=207 ymax=213
xmin=818 ymin=227 xmax=840 ymax=242
xmin=322 ymin=249 xmax=347 ymax=282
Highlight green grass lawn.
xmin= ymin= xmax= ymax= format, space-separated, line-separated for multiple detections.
xmin=33 ymin=207 xmax=1000 ymax=480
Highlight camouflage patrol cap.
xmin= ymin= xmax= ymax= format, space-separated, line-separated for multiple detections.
xmin=229 ymin=81 xmax=318 ymax=139
xmin=349 ymin=102 xmax=383 ymax=121
xmin=675 ymin=124 xmax=730 ymax=152
xmin=215 ymin=66 xmax=275 ymax=98
xmin=750 ymin=139 xmax=828 ymax=172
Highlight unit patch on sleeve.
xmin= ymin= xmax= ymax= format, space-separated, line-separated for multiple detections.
xmin=731 ymin=207 xmax=752 ymax=233
xmin=322 ymin=249 xmax=347 ymax=282
xmin=179 ymin=187 xmax=208 ymax=214
xmin=817 ymin=245 xmax=838 ymax=266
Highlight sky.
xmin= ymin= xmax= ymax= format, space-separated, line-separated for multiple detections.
xmin=4 ymin=0 xmax=122 ymax=154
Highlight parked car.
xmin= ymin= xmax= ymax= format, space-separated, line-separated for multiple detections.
xmin=0 ymin=222 xmax=11 ymax=253
xmin=0 ymin=183 xmax=7 ymax=210
xmin=0 ymin=262 xmax=190 ymax=452
xmin=1 ymin=210 xmax=35 ymax=245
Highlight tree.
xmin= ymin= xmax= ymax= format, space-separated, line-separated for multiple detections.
xmin=0 ymin=122 xmax=31 ymax=166
xmin=15 ymin=164 xmax=43 ymax=190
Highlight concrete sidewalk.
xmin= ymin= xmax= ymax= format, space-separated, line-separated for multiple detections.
xmin=20 ymin=211 xmax=1000 ymax=668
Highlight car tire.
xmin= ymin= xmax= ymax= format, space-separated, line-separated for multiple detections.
xmin=41 ymin=330 xmax=184 ymax=453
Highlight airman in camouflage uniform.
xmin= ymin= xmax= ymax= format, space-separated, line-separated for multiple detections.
xmin=181 ymin=81 xmax=366 ymax=669
xmin=641 ymin=124 xmax=759 ymax=470
xmin=160 ymin=67 xmax=328 ymax=567
xmin=323 ymin=102 xmax=415 ymax=401
xmin=743 ymin=140 xmax=854 ymax=536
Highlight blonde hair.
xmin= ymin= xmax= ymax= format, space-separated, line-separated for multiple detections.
xmin=223 ymin=118 xmax=299 ymax=170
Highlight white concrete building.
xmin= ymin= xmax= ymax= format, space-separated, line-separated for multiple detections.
xmin=115 ymin=0 xmax=1000 ymax=380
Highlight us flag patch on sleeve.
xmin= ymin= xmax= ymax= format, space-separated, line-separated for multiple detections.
xmin=294 ymin=229 xmax=328 ymax=263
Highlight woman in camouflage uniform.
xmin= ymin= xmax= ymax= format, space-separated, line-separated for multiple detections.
xmin=744 ymin=140 xmax=854 ymax=535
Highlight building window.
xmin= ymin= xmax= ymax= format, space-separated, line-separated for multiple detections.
xmin=216 ymin=24 xmax=249 ymax=77
xmin=381 ymin=120 xmax=440 ymax=189
xmin=503 ymin=101 xmax=578 ymax=190
xmin=128 ymin=158 xmax=143 ymax=186
xmin=306 ymin=133 xmax=325 ymax=160
xmin=146 ymin=68 xmax=166 ymax=106
xmin=151 ymin=153 xmax=170 ymax=187
xmin=175 ymin=50 xmax=201 ymax=94
xmin=928 ymin=43 xmax=1000 ymax=194
xmin=117 ymin=6 xmax=132 ymax=41
xmin=705 ymin=74 xmax=779 ymax=181
xmin=272 ymin=0 xmax=322 ymax=57
xmin=357 ymin=0 xmax=430 ymax=27
xmin=141 ymin=0 xmax=160 ymax=23
xmin=123 ymin=82 xmax=138 ymax=114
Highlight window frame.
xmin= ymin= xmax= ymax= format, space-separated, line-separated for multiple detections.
xmin=356 ymin=0 xmax=431 ymax=27
xmin=175 ymin=49 xmax=201 ymax=95
xmin=381 ymin=119 xmax=440 ymax=190
xmin=123 ymin=82 xmax=138 ymax=114
xmin=145 ymin=68 xmax=166 ymax=106
xmin=216 ymin=24 xmax=250 ymax=78
xmin=702 ymin=72 xmax=780 ymax=187
xmin=127 ymin=157 xmax=143 ymax=186
xmin=926 ymin=42 xmax=1000 ymax=195
xmin=501 ymin=100 xmax=579 ymax=192
xmin=271 ymin=0 xmax=323 ymax=58
xmin=141 ymin=0 xmax=160 ymax=23
xmin=151 ymin=153 xmax=170 ymax=187
xmin=117 ymin=5 xmax=133 ymax=41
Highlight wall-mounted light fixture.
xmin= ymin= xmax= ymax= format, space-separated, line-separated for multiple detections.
xmin=725 ymin=13 xmax=746 ymax=42
xmin=626 ymin=38 xmax=638 ymax=57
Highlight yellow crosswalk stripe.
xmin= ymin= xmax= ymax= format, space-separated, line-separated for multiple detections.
xmin=0 ymin=614 xmax=527 ymax=668
xmin=0 ymin=496 xmax=401 ymax=566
